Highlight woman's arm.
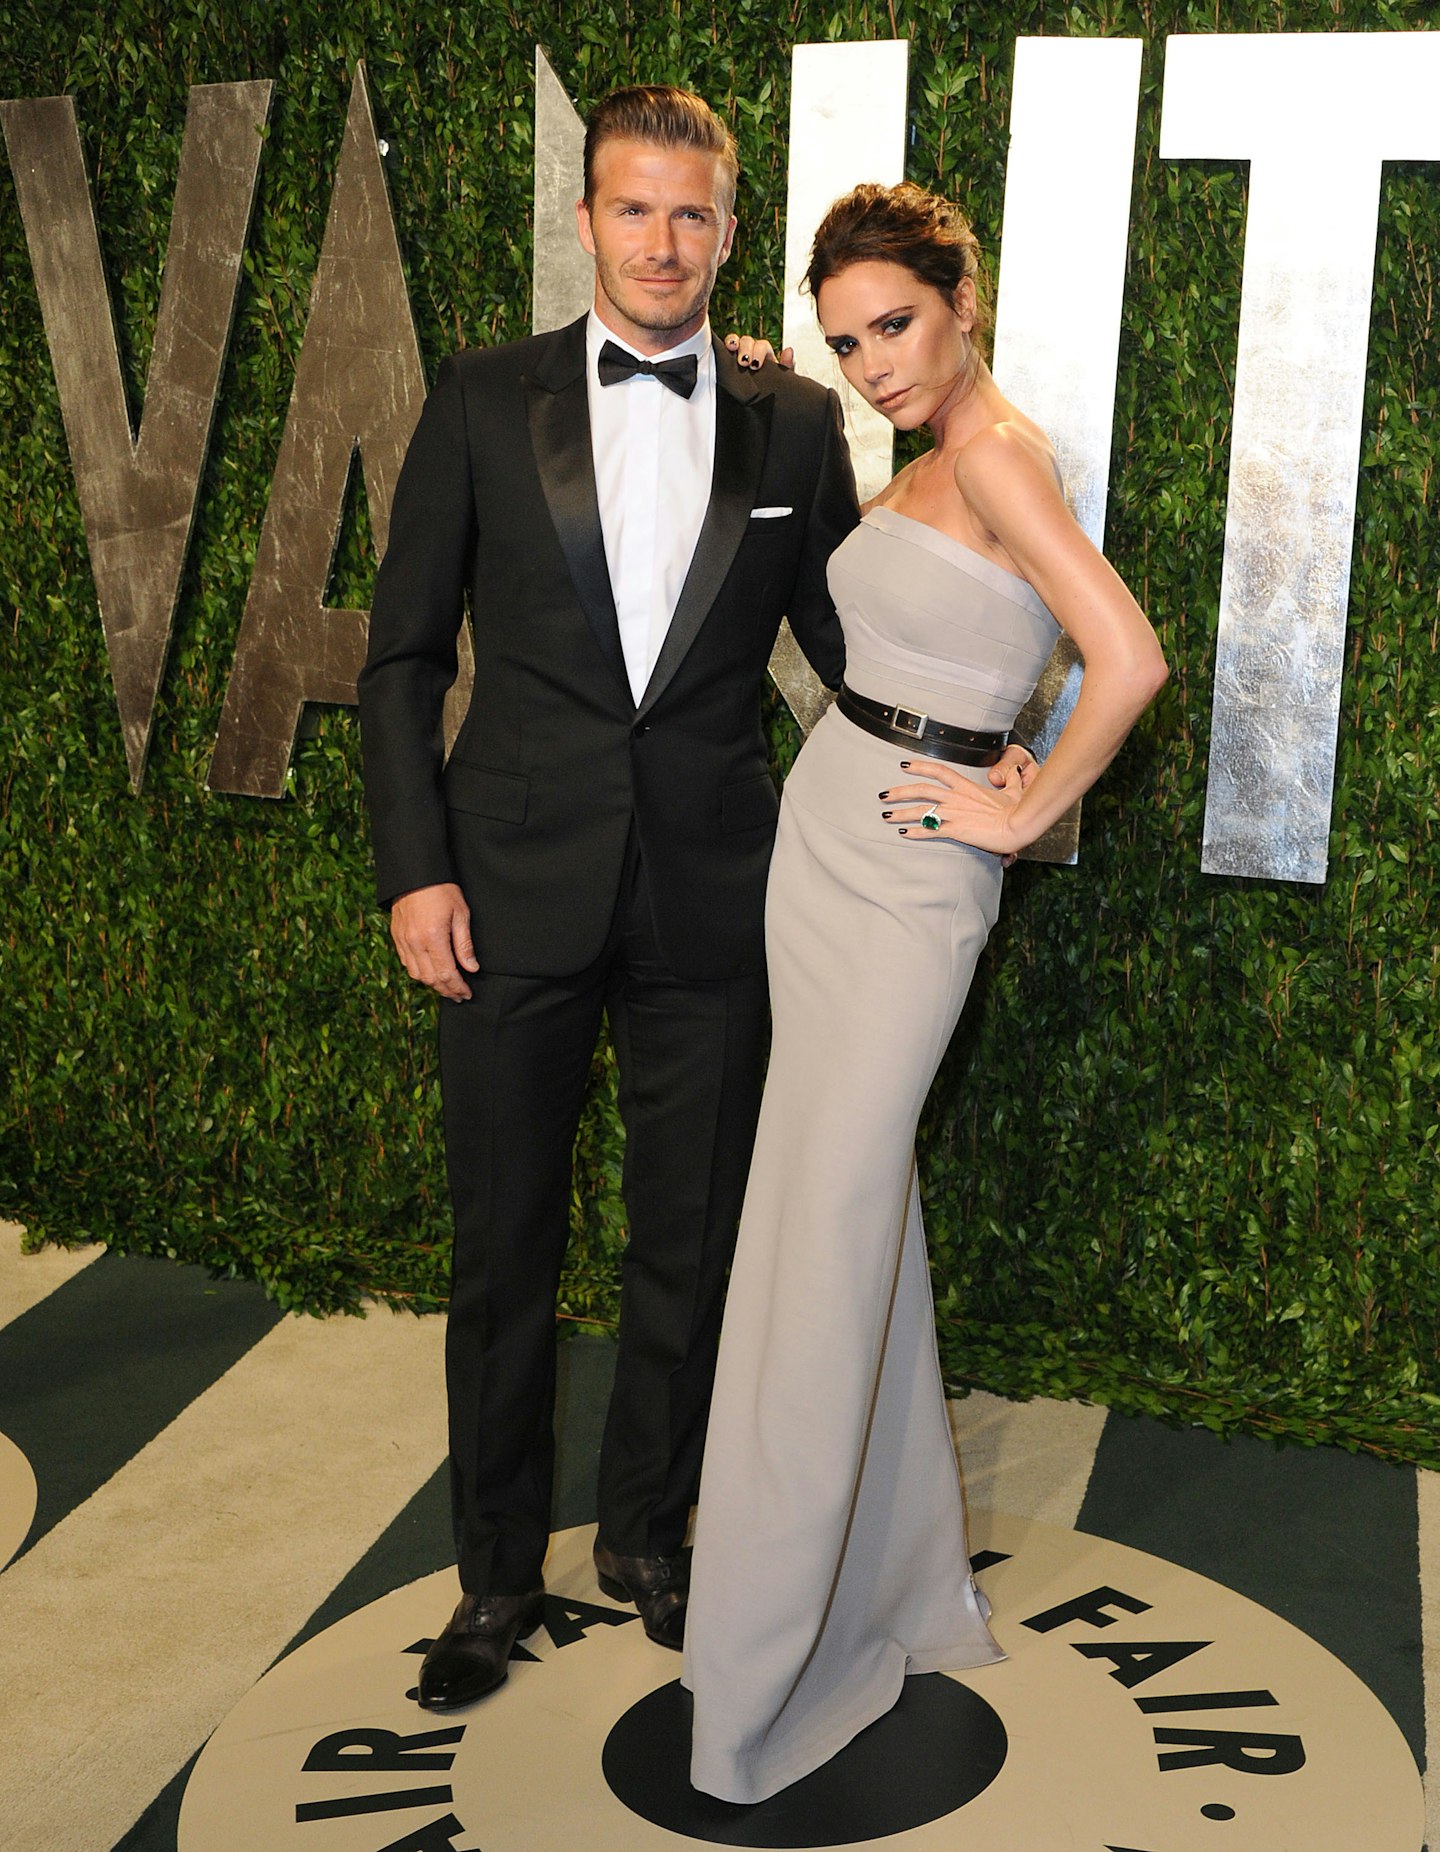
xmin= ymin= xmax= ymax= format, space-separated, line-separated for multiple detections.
xmin=884 ymin=424 xmax=1167 ymax=856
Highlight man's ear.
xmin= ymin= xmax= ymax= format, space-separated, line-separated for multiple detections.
xmin=575 ymin=197 xmax=596 ymax=256
xmin=718 ymin=214 xmax=738 ymax=266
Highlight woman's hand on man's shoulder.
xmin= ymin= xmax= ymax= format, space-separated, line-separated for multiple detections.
xmin=724 ymin=332 xmax=795 ymax=371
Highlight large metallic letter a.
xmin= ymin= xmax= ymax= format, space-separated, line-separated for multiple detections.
xmin=209 ymin=63 xmax=431 ymax=797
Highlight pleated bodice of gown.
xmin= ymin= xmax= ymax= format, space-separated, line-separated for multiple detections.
xmin=683 ymin=505 xmax=1060 ymax=1805
xmin=837 ymin=502 xmax=1060 ymax=729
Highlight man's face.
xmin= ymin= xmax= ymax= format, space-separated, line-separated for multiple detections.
xmin=576 ymin=138 xmax=736 ymax=354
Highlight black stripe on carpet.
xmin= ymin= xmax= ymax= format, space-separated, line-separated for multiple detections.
xmin=0 ymin=1248 xmax=282 ymax=1561
xmin=1077 ymin=1413 xmax=1424 ymax=1765
xmin=285 ymin=1331 xmax=620 ymax=1656
xmin=109 ymin=1334 xmax=621 ymax=1852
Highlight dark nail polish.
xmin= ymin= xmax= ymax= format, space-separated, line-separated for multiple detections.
xmin=899 ymin=760 xmax=911 ymax=769
xmin=881 ymin=810 xmax=893 ymax=819
xmin=898 ymin=827 xmax=908 ymax=835
xmin=878 ymin=789 xmax=890 ymax=799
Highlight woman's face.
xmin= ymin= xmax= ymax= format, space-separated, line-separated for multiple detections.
xmin=815 ymin=259 xmax=975 ymax=429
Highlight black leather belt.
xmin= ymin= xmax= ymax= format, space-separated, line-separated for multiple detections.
xmin=836 ymin=685 xmax=1009 ymax=766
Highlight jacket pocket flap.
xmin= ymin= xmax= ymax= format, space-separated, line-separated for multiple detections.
xmin=444 ymin=762 xmax=529 ymax=824
xmin=720 ymin=771 xmax=779 ymax=833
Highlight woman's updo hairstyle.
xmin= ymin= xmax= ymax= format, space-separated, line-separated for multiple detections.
xmin=804 ymin=181 xmax=993 ymax=359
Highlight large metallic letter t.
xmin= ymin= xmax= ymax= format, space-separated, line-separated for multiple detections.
xmin=1161 ymin=33 xmax=1440 ymax=883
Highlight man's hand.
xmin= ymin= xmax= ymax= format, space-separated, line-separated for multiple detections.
xmin=390 ymin=883 xmax=480 ymax=1002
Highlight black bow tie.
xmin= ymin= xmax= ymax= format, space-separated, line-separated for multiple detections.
xmin=597 ymin=340 xmax=699 ymax=399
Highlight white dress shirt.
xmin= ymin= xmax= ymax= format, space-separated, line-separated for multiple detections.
xmin=585 ymin=312 xmax=717 ymax=704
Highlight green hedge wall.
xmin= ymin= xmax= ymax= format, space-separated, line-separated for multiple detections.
xmin=3 ymin=0 xmax=1437 ymax=1462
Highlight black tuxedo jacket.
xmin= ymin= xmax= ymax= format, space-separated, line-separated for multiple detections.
xmin=358 ymin=315 xmax=858 ymax=980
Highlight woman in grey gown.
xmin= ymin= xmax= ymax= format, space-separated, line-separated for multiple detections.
xmin=684 ymin=182 xmax=1168 ymax=1805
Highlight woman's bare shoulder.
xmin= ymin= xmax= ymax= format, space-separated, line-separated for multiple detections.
xmin=953 ymin=416 xmax=1063 ymax=513
xmin=956 ymin=414 xmax=1056 ymax=475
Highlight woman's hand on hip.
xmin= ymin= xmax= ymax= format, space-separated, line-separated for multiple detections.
xmin=878 ymin=756 xmax=1030 ymax=858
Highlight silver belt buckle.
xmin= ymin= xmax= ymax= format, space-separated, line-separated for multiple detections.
xmin=892 ymin=706 xmax=928 ymax=740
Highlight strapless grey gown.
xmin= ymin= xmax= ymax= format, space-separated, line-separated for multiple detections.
xmin=684 ymin=506 xmax=1062 ymax=1804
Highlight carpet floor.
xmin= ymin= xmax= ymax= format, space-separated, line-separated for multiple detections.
xmin=0 ymin=1227 xmax=1432 ymax=1851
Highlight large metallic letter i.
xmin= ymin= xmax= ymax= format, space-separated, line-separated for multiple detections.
xmin=1162 ymin=33 xmax=1440 ymax=884
xmin=991 ymin=37 xmax=1142 ymax=864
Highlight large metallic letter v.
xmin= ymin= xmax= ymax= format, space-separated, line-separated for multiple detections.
xmin=1 ymin=82 xmax=271 ymax=789
xmin=209 ymin=63 xmax=428 ymax=797
xmin=1163 ymin=33 xmax=1440 ymax=884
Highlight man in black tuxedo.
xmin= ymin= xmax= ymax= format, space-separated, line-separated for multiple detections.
xmin=358 ymin=86 xmax=858 ymax=1709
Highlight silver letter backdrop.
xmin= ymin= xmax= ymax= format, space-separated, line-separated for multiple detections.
xmin=9 ymin=36 xmax=1439 ymax=872
xmin=1161 ymin=31 xmax=1440 ymax=883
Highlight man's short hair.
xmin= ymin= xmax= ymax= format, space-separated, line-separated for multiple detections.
xmin=583 ymin=85 xmax=739 ymax=218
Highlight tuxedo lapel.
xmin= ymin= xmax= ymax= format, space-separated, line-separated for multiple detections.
xmin=636 ymin=348 xmax=774 ymax=721
xmin=524 ymin=319 xmax=631 ymax=706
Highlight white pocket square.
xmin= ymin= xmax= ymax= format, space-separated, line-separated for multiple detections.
xmin=750 ymin=506 xmax=793 ymax=519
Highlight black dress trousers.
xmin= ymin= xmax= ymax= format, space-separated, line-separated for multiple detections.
xmin=438 ymin=832 xmax=769 ymax=1596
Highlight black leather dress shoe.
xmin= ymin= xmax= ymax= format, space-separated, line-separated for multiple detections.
xmin=593 ymin=1543 xmax=688 ymax=1650
xmin=416 ymin=1590 xmax=546 ymax=1710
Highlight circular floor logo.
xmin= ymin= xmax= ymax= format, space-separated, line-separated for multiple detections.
xmin=603 ymin=1670 xmax=1008 ymax=1845
xmin=179 ymin=1514 xmax=1423 ymax=1851
xmin=0 ymin=1427 xmax=36 ymax=1570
